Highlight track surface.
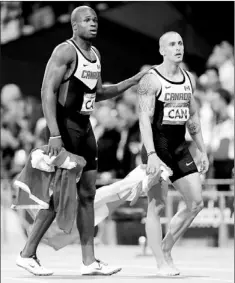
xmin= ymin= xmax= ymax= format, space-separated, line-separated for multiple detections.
xmin=2 ymin=241 xmax=233 ymax=283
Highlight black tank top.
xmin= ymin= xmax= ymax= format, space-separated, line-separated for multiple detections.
xmin=150 ymin=66 xmax=193 ymax=150
xmin=57 ymin=39 xmax=101 ymax=123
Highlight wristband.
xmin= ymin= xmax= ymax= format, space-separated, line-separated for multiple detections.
xmin=49 ymin=135 xmax=61 ymax=140
xmin=147 ymin=151 xmax=156 ymax=157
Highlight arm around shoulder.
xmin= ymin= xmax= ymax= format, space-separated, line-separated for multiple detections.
xmin=96 ymin=62 xmax=151 ymax=101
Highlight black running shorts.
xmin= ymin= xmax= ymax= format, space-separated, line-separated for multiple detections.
xmin=60 ymin=119 xmax=97 ymax=172
xmin=141 ymin=141 xmax=198 ymax=183
xmin=46 ymin=106 xmax=98 ymax=172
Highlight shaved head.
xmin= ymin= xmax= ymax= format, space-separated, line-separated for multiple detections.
xmin=159 ymin=31 xmax=181 ymax=49
xmin=71 ymin=6 xmax=95 ymax=27
xmin=159 ymin=31 xmax=184 ymax=63
xmin=70 ymin=5 xmax=98 ymax=39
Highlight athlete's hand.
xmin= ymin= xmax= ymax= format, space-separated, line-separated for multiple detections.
xmin=132 ymin=68 xmax=151 ymax=84
xmin=147 ymin=154 xmax=161 ymax=175
xmin=199 ymin=152 xmax=209 ymax=174
xmin=47 ymin=136 xmax=63 ymax=157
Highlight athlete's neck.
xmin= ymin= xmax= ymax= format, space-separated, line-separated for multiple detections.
xmin=72 ymin=36 xmax=92 ymax=51
xmin=160 ymin=61 xmax=181 ymax=77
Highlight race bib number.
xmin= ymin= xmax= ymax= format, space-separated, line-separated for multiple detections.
xmin=162 ymin=106 xmax=189 ymax=125
xmin=80 ymin=93 xmax=96 ymax=115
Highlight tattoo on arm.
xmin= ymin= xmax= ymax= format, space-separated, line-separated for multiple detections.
xmin=187 ymin=92 xmax=202 ymax=135
xmin=137 ymin=75 xmax=156 ymax=115
xmin=187 ymin=120 xmax=200 ymax=135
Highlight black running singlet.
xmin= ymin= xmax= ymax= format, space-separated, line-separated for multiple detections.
xmin=57 ymin=39 xmax=101 ymax=116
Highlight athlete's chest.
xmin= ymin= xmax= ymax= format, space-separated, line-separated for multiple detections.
xmin=73 ymin=54 xmax=101 ymax=90
xmin=158 ymin=84 xmax=192 ymax=125
xmin=159 ymin=84 xmax=192 ymax=103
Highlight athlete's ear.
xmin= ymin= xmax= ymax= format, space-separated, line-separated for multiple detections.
xmin=72 ymin=22 xmax=77 ymax=32
xmin=159 ymin=47 xmax=164 ymax=56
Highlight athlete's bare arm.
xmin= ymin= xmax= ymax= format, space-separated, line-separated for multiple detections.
xmin=41 ymin=43 xmax=75 ymax=137
xmin=186 ymin=72 xmax=209 ymax=173
xmin=138 ymin=73 xmax=157 ymax=153
xmin=93 ymin=47 xmax=149 ymax=102
xmin=137 ymin=73 xmax=161 ymax=174
xmin=186 ymin=73 xmax=206 ymax=153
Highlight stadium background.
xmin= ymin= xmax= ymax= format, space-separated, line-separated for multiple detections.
xmin=1 ymin=1 xmax=234 ymax=252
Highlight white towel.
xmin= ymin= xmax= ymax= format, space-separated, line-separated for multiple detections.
xmin=16 ymin=164 xmax=171 ymax=250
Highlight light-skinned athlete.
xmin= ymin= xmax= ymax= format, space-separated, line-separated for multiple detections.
xmin=137 ymin=31 xmax=209 ymax=276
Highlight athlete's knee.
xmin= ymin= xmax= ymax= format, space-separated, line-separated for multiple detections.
xmin=189 ymin=200 xmax=204 ymax=214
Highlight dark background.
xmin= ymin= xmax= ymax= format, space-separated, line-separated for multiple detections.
xmin=1 ymin=1 xmax=234 ymax=98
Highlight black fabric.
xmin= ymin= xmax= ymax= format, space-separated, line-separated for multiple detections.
xmin=141 ymin=140 xmax=198 ymax=183
xmin=97 ymin=129 xmax=121 ymax=173
xmin=120 ymin=121 xmax=141 ymax=177
xmin=48 ymin=104 xmax=98 ymax=172
xmin=213 ymin=159 xmax=234 ymax=191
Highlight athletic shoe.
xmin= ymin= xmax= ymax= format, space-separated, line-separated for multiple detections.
xmin=80 ymin=259 xmax=122 ymax=275
xmin=16 ymin=253 xmax=53 ymax=276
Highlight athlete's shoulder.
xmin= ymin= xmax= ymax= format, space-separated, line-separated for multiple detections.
xmin=183 ymin=69 xmax=196 ymax=92
xmin=91 ymin=46 xmax=101 ymax=60
xmin=51 ymin=42 xmax=76 ymax=63
xmin=143 ymin=65 xmax=161 ymax=88
xmin=183 ymin=69 xmax=193 ymax=78
xmin=138 ymin=70 xmax=161 ymax=94
xmin=149 ymin=65 xmax=161 ymax=74
xmin=148 ymin=65 xmax=162 ymax=78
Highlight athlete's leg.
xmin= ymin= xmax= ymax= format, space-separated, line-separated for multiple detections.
xmin=76 ymin=169 xmax=97 ymax=265
xmin=74 ymin=125 xmax=121 ymax=275
xmin=145 ymin=179 xmax=179 ymax=275
xmin=145 ymin=180 xmax=168 ymax=267
xmin=77 ymin=169 xmax=122 ymax=275
xmin=162 ymin=172 xmax=204 ymax=267
xmin=145 ymin=179 xmax=180 ymax=276
xmin=21 ymin=197 xmax=56 ymax=258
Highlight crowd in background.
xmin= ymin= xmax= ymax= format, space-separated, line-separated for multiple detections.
xmin=1 ymin=39 xmax=234 ymax=193
xmin=1 ymin=2 xmax=234 ymax=251
xmin=1 ymin=1 xmax=118 ymax=44
xmin=1 ymin=1 xmax=76 ymax=43
xmin=1 ymin=1 xmax=234 ymax=193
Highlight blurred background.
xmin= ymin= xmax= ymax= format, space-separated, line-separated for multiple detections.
xmin=1 ymin=1 xmax=234 ymax=250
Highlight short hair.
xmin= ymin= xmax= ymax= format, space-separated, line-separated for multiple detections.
xmin=216 ymin=88 xmax=232 ymax=105
xmin=159 ymin=31 xmax=180 ymax=48
xmin=71 ymin=5 xmax=94 ymax=26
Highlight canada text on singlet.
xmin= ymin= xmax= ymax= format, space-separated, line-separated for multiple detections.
xmin=150 ymin=66 xmax=193 ymax=126
xmin=58 ymin=39 xmax=101 ymax=115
